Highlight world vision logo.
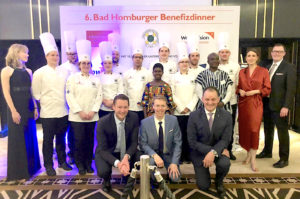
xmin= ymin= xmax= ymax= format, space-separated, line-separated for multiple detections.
xmin=199 ymin=32 xmax=214 ymax=43
xmin=143 ymin=29 xmax=159 ymax=47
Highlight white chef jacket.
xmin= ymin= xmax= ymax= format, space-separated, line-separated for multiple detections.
xmin=189 ymin=66 xmax=205 ymax=80
xmin=32 ymin=65 xmax=70 ymax=118
xmin=113 ymin=64 xmax=126 ymax=76
xmin=60 ymin=61 xmax=80 ymax=75
xmin=170 ymin=71 xmax=198 ymax=115
xmin=123 ymin=67 xmax=151 ymax=111
xmin=218 ymin=62 xmax=240 ymax=105
xmin=149 ymin=59 xmax=177 ymax=84
xmin=66 ymin=72 xmax=102 ymax=122
xmin=99 ymin=72 xmax=124 ymax=111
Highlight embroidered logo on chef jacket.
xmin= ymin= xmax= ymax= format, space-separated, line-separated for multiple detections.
xmin=229 ymin=69 xmax=233 ymax=75
xmin=190 ymin=80 xmax=195 ymax=84
xmin=114 ymin=79 xmax=118 ymax=83
xmin=91 ymin=82 xmax=96 ymax=87
xmin=66 ymin=90 xmax=70 ymax=94
xmin=119 ymin=72 xmax=123 ymax=76
xmin=141 ymin=76 xmax=145 ymax=81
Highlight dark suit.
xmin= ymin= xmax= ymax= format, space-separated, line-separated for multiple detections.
xmin=262 ymin=60 xmax=297 ymax=161
xmin=95 ymin=111 xmax=139 ymax=181
xmin=187 ymin=107 xmax=232 ymax=190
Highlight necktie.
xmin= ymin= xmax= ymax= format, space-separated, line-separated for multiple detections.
xmin=120 ymin=121 xmax=126 ymax=159
xmin=208 ymin=112 xmax=214 ymax=131
xmin=269 ymin=63 xmax=277 ymax=80
xmin=158 ymin=121 xmax=164 ymax=155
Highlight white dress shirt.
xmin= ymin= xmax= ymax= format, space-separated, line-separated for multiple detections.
xmin=32 ymin=65 xmax=70 ymax=118
xmin=154 ymin=116 xmax=167 ymax=153
xmin=170 ymin=72 xmax=198 ymax=115
xmin=99 ymin=72 xmax=124 ymax=111
xmin=218 ymin=62 xmax=240 ymax=105
xmin=149 ymin=59 xmax=177 ymax=83
xmin=66 ymin=72 xmax=102 ymax=122
xmin=123 ymin=67 xmax=151 ymax=111
xmin=60 ymin=61 xmax=80 ymax=75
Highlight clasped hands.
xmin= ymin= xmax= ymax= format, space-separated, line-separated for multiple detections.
xmin=202 ymin=149 xmax=230 ymax=168
xmin=239 ymin=89 xmax=260 ymax=97
xmin=78 ymin=111 xmax=96 ymax=120
xmin=117 ymin=155 xmax=130 ymax=176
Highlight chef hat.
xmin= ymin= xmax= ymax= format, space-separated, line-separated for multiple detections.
xmin=159 ymin=32 xmax=170 ymax=49
xmin=64 ymin=31 xmax=76 ymax=53
xmin=39 ymin=32 xmax=58 ymax=55
xmin=187 ymin=34 xmax=200 ymax=54
xmin=108 ymin=32 xmax=120 ymax=52
xmin=99 ymin=41 xmax=112 ymax=62
xmin=131 ymin=38 xmax=144 ymax=56
xmin=218 ymin=32 xmax=230 ymax=51
xmin=76 ymin=40 xmax=91 ymax=62
xmin=177 ymin=42 xmax=189 ymax=62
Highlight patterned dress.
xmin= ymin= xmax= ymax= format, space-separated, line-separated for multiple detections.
xmin=141 ymin=82 xmax=176 ymax=117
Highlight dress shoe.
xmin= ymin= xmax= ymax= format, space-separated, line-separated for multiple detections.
xmin=256 ymin=151 xmax=272 ymax=159
xmin=68 ymin=157 xmax=75 ymax=165
xmin=86 ymin=167 xmax=94 ymax=174
xmin=229 ymin=151 xmax=236 ymax=160
xmin=46 ymin=167 xmax=56 ymax=176
xmin=273 ymin=160 xmax=288 ymax=168
xmin=215 ymin=181 xmax=225 ymax=198
xmin=59 ymin=162 xmax=73 ymax=171
xmin=102 ymin=180 xmax=111 ymax=193
xmin=78 ymin=167 xmax=86 ymax=175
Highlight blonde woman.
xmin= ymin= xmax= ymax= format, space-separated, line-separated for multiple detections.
xmin=1 ymin=44 xmax=41 ymax=181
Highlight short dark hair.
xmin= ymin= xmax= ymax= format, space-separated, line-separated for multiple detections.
xmin=153 ymin=63 xmax=164 ymax=72
xmin=273 ymin=43 xmax=286 ymax=52
xmin=203 ymin=86 xmax=220 ymax=97
xmin=113 ymin=94 xmax=130 ymax=105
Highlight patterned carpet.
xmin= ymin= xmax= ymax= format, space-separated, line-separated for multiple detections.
xmin=1 ymin=175 xmax=300 ymax=199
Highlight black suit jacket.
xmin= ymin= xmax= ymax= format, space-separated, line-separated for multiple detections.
xmin=95 ymin=111 xmax=139 ymax=165
xmin=266 ymin=60 xmax=297 ymax=111
xmin=187 ymin=107 xmax=232 ymax=166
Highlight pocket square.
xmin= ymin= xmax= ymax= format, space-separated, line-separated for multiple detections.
xmin=168 ymin=129 xmax=174 ymax=133
xmin=275 ymin=73 xmax=284 ymax=75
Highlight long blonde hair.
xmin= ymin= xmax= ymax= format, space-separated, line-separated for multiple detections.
xmin=5 ymin=44 xmax=28 ymax=68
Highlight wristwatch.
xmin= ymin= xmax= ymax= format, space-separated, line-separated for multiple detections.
xmin=211 ymin=149 xmax=218 ymax=158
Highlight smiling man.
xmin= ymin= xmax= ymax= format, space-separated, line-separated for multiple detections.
xmin=195 ymin=53 xmax=233 ymax=112
xmin=187 ymin=86 xmax=232 ymax=198
xmin=139 ymin=95 xmax=182 ymax=183
xmin=95 ymin=94 xmax=140 ymax=193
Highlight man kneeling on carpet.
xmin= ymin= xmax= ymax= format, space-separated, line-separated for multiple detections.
xmin=95 ymin=94 xmax=141 ymax=193
xmin=139 ymin=95 xmax=182 ymax=183
xmin=187 ymin=86 xmax=232 ymax=198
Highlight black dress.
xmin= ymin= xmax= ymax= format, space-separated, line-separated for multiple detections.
xmin=7 ymin=67 xmax=41 ymax=181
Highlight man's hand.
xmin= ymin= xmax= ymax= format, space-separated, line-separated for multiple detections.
xmin=168 ymin=164 xmax=180 ymax=180
xmin=103 ymin=99 xmax=113 ymax=108
xmin=203 ymin=151 xmax=215 ymax=168
xmin=87 ymin=111 xmax=95 ymax=120
xmin=153 ymin=154 xmax=164 ymax=168
xmin=117 ymin=158 xmax=130 ymax=176
xmin=180 ymin=107 xmax=190 ymax=114
xmin=222 ymin=149 xmax=230 ymax=158
xmin=280 ymin=107 xmax=289 ymax=117
xmin=217 ymin=102 xmax=224 ymax=107
xmin=79 ymin=111 xmax=88 ymax=120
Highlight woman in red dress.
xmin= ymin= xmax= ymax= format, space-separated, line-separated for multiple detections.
xmin=237 ymin=49 xmax=271 ymax=172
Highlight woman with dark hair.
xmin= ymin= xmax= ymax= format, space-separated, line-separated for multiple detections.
xmin=141 ymin=63 xmax=176 ymax=117
xmin=237 ymin=48 xmax=271 ymax=172
xmin=1 ymin=44 xmax=41 ymax=181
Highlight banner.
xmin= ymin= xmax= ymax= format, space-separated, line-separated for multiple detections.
xmin=60 ymin=6 xmax=240 ymax=74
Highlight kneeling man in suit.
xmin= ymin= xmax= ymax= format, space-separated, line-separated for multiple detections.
xmin=187 ymin=86 xmax=232 ymax=197
xmin=95 ymin=94 xmax=140 ymax=193
xmin=139 ymin=95 xmax=182 ymax=182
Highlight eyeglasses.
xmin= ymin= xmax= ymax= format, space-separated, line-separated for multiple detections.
xmin=271 ymin=51 xmax=285 ymax=54
xmin=179 ymin=61 xmax=189 ymax=64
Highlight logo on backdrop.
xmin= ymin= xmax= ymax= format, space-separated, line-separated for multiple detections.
xmin=180 ymin=32 xmax=215 ymax=42
xmin=143 ymin=29 xmax=159 ymax=47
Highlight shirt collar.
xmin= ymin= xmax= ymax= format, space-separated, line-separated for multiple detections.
xmin=273 ymin=59 xmax=283 ymax=66
xmin=114 ymin=113 xmax=126 ymax=124
xmin=204 ymin=108 xmax=216 ymax=115
xmin=154 ymin=115 xmax=165 ymax=124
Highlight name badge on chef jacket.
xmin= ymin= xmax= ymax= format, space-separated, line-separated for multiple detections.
xmin=141 ymin=76 xmax=145 ymax=81
xmin=220 ymin=80 xmax=226 ymax=85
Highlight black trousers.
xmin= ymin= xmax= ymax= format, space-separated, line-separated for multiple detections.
xmin=176 ymin=115 xmax=190 ymax=161
xmin=95 ymin=151 xmax=142 ymax=181
xmin=67 ymin=121 xmax=74 ymax=158
xmin=71 ymin=121 xmax=96 ymax=169
xmin=130 ymin=111 xmax=144 ymax=124
xmin=98 ymin=110 xmax=112 ymax=118
xmin=41 ymin=116 xmax=68 ymax=168
xmin=228 ymin=104 xmax=237 ymax=151
xmin=263 ymin=98 xmax=290 ymax=161
xmin=193 ymin=155 xmax=230 ymax=191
